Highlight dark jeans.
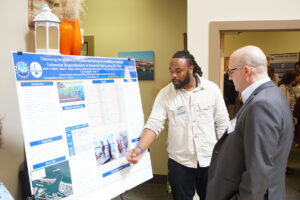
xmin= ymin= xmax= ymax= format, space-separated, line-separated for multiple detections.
xmin=168 ymin=158 xmax=208 ymax=200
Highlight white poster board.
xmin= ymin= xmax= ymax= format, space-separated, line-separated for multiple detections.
xmin=12 ymin=52 xmax=153 ymax=200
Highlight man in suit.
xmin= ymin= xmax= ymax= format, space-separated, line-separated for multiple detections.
xmin=206 ymin=45 xmax=294 ymax=200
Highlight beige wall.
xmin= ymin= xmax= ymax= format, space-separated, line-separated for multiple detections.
xmin=188 ymin=0 xmax=300 ymax=79
xmin=82 ymin=0 xmax=187 ymax=175
xmin=0 ymin=0 xmax=35 ymax=199
xmin=225 ymin=31 xmax=300 ymax=57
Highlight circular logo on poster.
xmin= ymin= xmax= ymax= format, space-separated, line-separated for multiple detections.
xmin=30 ymin=62 xmax=43 ymax=78
xmin=15 ymin=61 xmax=29 ymax=79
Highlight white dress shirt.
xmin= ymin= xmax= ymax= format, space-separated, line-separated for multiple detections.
xmin=241 ymin=77 xmax=271 ymax=103
xmin=144 ymin=74 xmax=229 ymax=168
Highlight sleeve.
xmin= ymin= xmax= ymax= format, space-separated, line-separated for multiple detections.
xmin=213 ymin=85 xmax=230 ymax=139
xmin=232 ymin=101 xmax=281 ymax=199
xmin=144 ymin=89 xmax=168 ymax=137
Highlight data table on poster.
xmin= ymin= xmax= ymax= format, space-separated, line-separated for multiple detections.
xmin=12 ymin=52 xmax=153 ymax=200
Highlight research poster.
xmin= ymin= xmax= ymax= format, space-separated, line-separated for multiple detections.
xmin=12 ymin=52 xmax=153 ymax=200
xmin=270 ymin=52 xmax=299 ymax=75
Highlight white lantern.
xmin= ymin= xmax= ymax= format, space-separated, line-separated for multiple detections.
xmin=33 ymin=4 xmax=60 ymax=54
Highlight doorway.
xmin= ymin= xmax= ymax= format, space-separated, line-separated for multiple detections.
xmin=208 ymin=20 xmax=300 ymax=92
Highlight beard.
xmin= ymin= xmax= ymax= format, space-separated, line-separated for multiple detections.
xmin=172 ymin=71 xmax=191 ymax=89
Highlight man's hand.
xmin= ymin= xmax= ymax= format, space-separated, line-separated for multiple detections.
xmin=126 ymin=147 xmax=142 ymax=164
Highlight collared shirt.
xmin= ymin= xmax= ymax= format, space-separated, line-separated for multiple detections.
xmin=144 ymin=74 xmax=229 ymax=168
xmin=241 ymin=77 xmax=271 ymax=103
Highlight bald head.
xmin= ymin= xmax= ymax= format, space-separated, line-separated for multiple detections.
xmin=230 ymin=45 xmax=268 ymax=74
xmin=228 ymin=46 xmax=269 ymax=92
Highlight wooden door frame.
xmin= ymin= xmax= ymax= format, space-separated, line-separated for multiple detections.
xmin=209 ymin=20 xmax=300 ymax=93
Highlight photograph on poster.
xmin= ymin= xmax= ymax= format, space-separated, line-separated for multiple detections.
xmin=118 ymin=51 xmax=154 ymax=80
xmin=57 ymin=81 xmax=85 ymax=103
xmin=116 ymin=131 xmax=129 ymax=158
xmin=31 ymin=160 xmax=73 ymax=200
xmin=94 ymin=133 xmax=117 ymax=165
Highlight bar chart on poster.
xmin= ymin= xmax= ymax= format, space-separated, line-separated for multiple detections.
xmin=12 ymin=52 xmax=153 ymax=200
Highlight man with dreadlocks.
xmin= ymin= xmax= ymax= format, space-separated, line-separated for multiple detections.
xmin=126 ymin=50 xmax=229 ymax=200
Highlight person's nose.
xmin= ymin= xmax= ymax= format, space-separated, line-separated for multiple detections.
xmin=170 ymin=72 xmax=177 ymax=79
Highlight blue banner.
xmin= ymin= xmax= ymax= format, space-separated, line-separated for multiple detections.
xmin=124 ymin=78 xmax=137 ymax=82
xmin=65 ymin=123 xmax=89 ymax=131
xmin=30 ymin=136 xmax=63 ymax=147
xmin=21 ymin=82 xmax=54 ymax=87
xmin=33 ymin=156 xmax=66 ymax=169
xmin=12 ymin=53 xmax=137 ymax=81
xmin=102 ymin=163 xmax=130 ymax=178
xmin=62 ymin=104 xmax=85 ymax=110
xmin=92 ymin=80 xmax=115 ymax=84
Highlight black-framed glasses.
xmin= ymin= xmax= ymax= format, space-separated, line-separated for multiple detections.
xmin=227 ymin=66 xmax=245 ymax=75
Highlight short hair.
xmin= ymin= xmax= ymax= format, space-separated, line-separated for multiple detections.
xmin=172 ymin=50 xmax=203 ymax=77
xmin=279 ymin=70 xmax=297 ymax=86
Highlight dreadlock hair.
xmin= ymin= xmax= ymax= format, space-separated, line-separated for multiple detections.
xmin=172 ymin=50 xmax=203 ymax=77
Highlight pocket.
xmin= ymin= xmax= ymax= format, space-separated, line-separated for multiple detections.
xmin=167 ymin=106 xmax=188 ymax=127
xmin=194 ymin=104 xmax=214 ymax=124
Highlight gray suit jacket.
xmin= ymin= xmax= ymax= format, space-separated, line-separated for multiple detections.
xmin=206 ymin=81 xmax=294 ymax=200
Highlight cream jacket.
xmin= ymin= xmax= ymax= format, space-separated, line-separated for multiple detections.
xmin=144 ymin=75 xmax=229 ymax=168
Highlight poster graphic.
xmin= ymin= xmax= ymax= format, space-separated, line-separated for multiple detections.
xmin=116 ymin=131 xmax=129 ymax=158
xmin=31 ymin=161 xmax=73 ymax=200
xmin=94 ymin=133 xmax=117 ymax=165
xmin=57 ymin=81 xmax=85 ymax=103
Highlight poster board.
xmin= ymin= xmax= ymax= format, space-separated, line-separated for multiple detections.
xmin=270 ymin=53 xmax=299 ymax=75
xmin=12 ymin=52 xmax=153 ymax=200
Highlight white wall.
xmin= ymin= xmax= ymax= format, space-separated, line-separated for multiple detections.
xmin=188 ymin=0 xmax=300 ymax=79
xmin=0 ymin=0 xmax=33 ymax=199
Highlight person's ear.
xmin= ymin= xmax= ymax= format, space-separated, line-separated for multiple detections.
xmin=244 ymin=65 xmax=252 ymax=76
xmin=189 ymin=65 xmax=194 ymax=72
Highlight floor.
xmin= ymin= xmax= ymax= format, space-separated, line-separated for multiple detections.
xmin=286 ymin=146 xmax=300 ymax=200
xmin=113 ymin=147 xmax=300 ymax=200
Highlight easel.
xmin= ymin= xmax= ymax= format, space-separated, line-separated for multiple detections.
xmin=119 ymin=191 xmax=127 ymax=200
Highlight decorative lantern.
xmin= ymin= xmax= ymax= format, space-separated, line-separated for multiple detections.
xmin=33 ymin=4 xmax=60 ymax=54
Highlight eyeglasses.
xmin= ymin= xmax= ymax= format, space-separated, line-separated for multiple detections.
xmin=227 ymin=66 xmax=245 ymax=75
